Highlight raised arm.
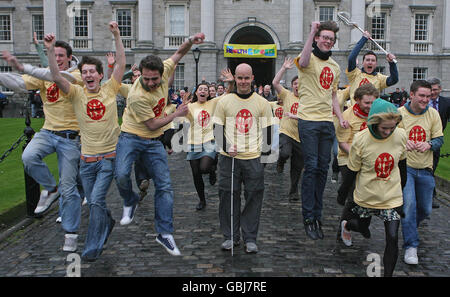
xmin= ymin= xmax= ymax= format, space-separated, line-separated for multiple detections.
xmin=297 ymin=22 xmax=320 ymax=69
xmin=34 ymin=32 xmax=49 ymax=68
xmin=106 ymin=52 xmax=115 ymax=80
xmin=272 ymin=57 xmax=294 ymax=94
xmin=348 ymin=31 xmax=370 ymax=72
xmin=170 ymin=33 xmax=205 ymax=65
xmin=44 ymin=33 xmax=71 ymax=94
xmin=109 ymin=21 xmax=125 ymax=84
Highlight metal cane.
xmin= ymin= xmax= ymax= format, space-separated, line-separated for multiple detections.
xmin=337 ymin=12 xmax=398 ymax=64
xmin=230 ymin=157 xmax=235 ymax=256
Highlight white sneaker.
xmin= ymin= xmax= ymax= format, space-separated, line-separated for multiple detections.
xmin=82 ymin=197 xmax=88 ymax=206
xmin=34 ymin=190 xmax=60 ymax=214
xmin=156 ymin=234 xmax=181 ymax=256
xmin=55 ymin=216 xmax=62 ymax=223
xmin=404 ymin=247 xmax=419 ymax=265
xmin=341 ymin=220 xmax=352 ymax=247
xmin=63 ymin=234 xmax=78 ymax=252
xmin=120 ymin=204 xmax=138 ymax=225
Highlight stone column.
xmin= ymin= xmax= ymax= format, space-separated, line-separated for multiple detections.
xmin=200 ymin=0 xmax=215 ymax=48
xmin=444 ymin=0 xmax=450 ymax=52
xmin=288 ymin=0 xmax=303 ymax=48
xmin=350 ymin=0 xmax=366 ymax=45
xmin=137 ymin=0 xmax=153 ymax=48
xmin=44 ymin=0 xmax=58 ymax=38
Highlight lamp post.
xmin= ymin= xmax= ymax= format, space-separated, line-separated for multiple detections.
xmin=192 ymin=47 xmax=201 ymax=86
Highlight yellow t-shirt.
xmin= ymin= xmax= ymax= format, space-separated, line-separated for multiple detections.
xmin=23 ymin=69 xmax=83 ymax=131
xmin=294 ymin=53 xmax=340 ymax=122
xmin=346 ymin=68 xmax=388 ymax=105
xmin=119 ymin=83 xmax=132 ymax=98
xmin=64 ymin=77 xmax=121 ymax=155
xmin=186 ymin=97 xmax=222 ymax=145
xmin=120 ymin=59 xmax=176 ymax=138
xmin=397 ymin=106 xmax=443 ymax=169
xmin=278 ymin=87 xmax=300 ymax=143
xmin=348 ymin=128 xmax=407 ymax=209
xmin=336 ymin=105 xmax=368 ymax=166
xmin=269 ymin=101 xmax=283 ymax=126
xmin=213 ymin=93 xmax=273 ymax=160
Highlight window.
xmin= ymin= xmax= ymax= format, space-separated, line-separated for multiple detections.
xmin=413 ymin=67 xmax=428 ymax=81
xmin=0 ymin=14 xmax=11 ymax=41
xmin=173 ymin=63 xmax=184 ymax=91
xmin=72 ymin=8 xmax=91 ymax=50
xmin=410 ymin=9 xmax=434 ymax=54
xmin=319 ymin=6 xmax=334 ymax=22
xmin=375 ymin=66 xmax=385 ymax=75
xmin=369 ymin=12 xmax=391 ymax=52
xmin=116 ymin=9 xmax=133 ymax=49
xmin=32 ymin=14 xmax=44 ymax=41
xmin=0 ymin=65 xmax=12 ymax=93
xmin=165 ymin=2 xmax=189 ymax=49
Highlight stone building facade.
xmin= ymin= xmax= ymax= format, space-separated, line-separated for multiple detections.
xmin=1 ymin=0 xmax=449 ymax=99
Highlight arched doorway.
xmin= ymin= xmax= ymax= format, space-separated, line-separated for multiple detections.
xmin=226 ymin=25 xmax=277 ymax=88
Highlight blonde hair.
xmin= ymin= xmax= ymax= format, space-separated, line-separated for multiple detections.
xmin=368 ymin=112 xmax=402 ymax=126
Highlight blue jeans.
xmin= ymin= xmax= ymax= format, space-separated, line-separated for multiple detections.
xmin=298 ymin=119 xmax=335 ymax=222
xmin=401 ymin=167 xmax=435 ymax=249
xmin=79 ymin=153 xmax=115 ymax=259
xmin=115 ymin=132 xmax=174 ymax=234
xmin=22 ymin=129 xmax=81 ymax=232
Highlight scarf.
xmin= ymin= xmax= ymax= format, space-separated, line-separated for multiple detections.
xmin=353 ymin=103 xmax=368 ymax=119
xmin=312 ymin=42 xmax=332 ymax=60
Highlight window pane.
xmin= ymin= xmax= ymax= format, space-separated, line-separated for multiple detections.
xmin=371 ymin=12 xmax=386 ymax=40
xmin=174 ymin=63 xmax=185 ymax=91
xmin=0 ymin=15 xmax=11 ymax=41
xmin=32 ymin=14 xmax=44 ymax=40
xmin=117 ymin=9 xmax=132 ymax=37
xmin=75 ymin=9 xmax=88 ymax=37
xmin=413 ymin=67 xmax=427 ymax=81
xmin=414 ymin=14 xmax=428 ymax=41
xmin=319 ymin=6 xmax=334 ymax=22
xmin=170 ymin=5 xmax=185 ymax=35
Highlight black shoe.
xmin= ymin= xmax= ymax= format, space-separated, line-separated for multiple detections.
xmin=432 ymin=200 xmax=440 ymax=209
xmin=288 ymin=192 xmax=299 ymax=202
xmin=361 ymin=227 xmax=371 ymax=239
xmin=196 ymin=200 xmax=206 ymax=210
xmin=304 ymin=220 xmax=318 ymax=240
xmin=209 ymin=171 xmax=217 ymax=186
xmin=314 ymin=220 xmax=324 ymax=239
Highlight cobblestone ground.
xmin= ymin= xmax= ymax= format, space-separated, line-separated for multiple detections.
xmin=0 ymin=151 xmax=448 ymax=277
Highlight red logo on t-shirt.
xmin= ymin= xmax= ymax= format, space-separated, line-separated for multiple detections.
xmin=275 ymin=107 xmax=283 ymax=120
xmin=153 ymin=98 xmax=166 ymax=117
xmin=375 ymin=152 xmax=394 ymax=179
xmin=319 ymin=67 xmax=334 ymax=90
xmin=198 ymin=110 xmax=210 ymax=127
xmin=359 ymin=78 xmax=370 ymax=86
xmin=86 ymin=99 xmax=106 ymax=120
xmin=236 ymin=109 xmax=253 ymax=134
xmin=409 ymin=125 xmax=426 ymax=143
xmin=290 ymin=102 xmax=299 ymax=115
xmin=47 ymin=83 xmax=60 ymax=102
xmin=360 ymin=122 xmax=368 ymax=131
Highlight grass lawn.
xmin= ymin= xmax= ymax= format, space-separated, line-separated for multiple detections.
xmin=0 ymin=118 xmax=58 ymax=215
xmin=435 ymin=125 xmax=450 ymax=180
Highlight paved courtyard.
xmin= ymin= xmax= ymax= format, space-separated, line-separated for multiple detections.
xmin=0 ymin=151 xmax=448 ymax=278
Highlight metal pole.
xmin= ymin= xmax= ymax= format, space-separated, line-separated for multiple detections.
xmin=231 ymin=157 xmax=234 ymax=256
xmin=23 ymin=98 xmax=40 ymax=217
xmin=195 ymin=60 xmax=199 ymax=87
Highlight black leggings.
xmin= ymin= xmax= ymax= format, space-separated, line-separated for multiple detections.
xmin=345 ymin=214 xmax=399 ymax=277
xmin=189 ymin=156 xmax=215 ymax=202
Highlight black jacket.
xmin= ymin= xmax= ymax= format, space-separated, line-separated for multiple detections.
xmin=436 ymin=96 xmax=450 ymax=132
